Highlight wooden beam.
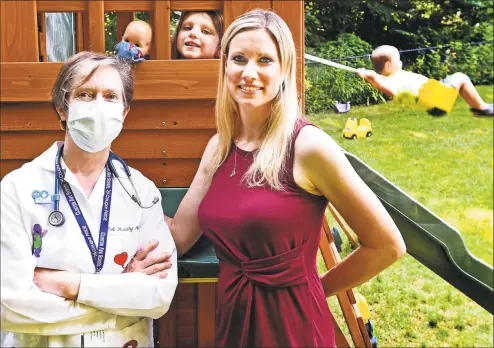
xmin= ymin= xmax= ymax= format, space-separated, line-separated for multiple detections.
xmin=105 ymin=1 xmax=154 ymax=12
xmin=1 ymin=1 xmax=39 ymax=62
xmin=197 ymin=283 xmax=216 ymax=347
xmin=38 ymin=13 xmax=47 ymax=62
xmin=170 ymin=1 xmax=222 ymax=11
xmin=272 ymin=0 xmax=304 ymax=104
xmin=36 ymin=1 xmax=88 ymax=13
xmin=116 ymin=12 xmax=135 ymax=42
xmin=0 ymin=129 xmax=214 ymax=160
xmin=87 ymin=0 xmax=105 ymax=53
xmin=1 ymin=158 xmax=201 ymax=187
xmin=1 ymin=60 xmax=220 ymax=102
xmin=176 ymin=283 xmax=198 ymax=346
xmin=153 ymin=1 xmax=171 ymax=60
xmin=1 ymin=100 xmax=215 ymax=131
xmin=75 ymin=12 xmax=84 ymax=52
xmin=223 ymin=0 xmax=271 ymax=28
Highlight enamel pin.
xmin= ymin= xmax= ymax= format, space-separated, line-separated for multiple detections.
xmin=32 ymin=224 xmax=48 ymax=257
xmin=32 ymin=190 xmax=52 ymax=204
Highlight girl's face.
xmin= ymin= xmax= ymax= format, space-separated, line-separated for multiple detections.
xmin=177 ymin=13 xmax=220 ymax=59
xmin=225 ymin=29 xmax=282 ymax=110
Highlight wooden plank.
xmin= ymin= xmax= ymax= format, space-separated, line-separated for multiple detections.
xmin=197 ymin=282 xmax=216 ymax=347
xmin=271 ymin=0 xmax=304 ymax=102
xmin=0 ymin=158 xmax=201 ymax=187
xmin=36 ymin=1 xmax=88 ymax=12
xmin=105 ymin=1 xmax=154 ymax=12
xmin=1 ymin=60 xmax=220 ymax=102
xmin=36 ymin=0 xmax=222 ymax=12
xmin=1 ymin=1 xmax=39 ymax=62
xmin=223 ymin=0 xmax=271 ymax=28
xmin=155 ymin=292 xmax=177 ymax=347
xmin=87 ymin=0 xmax=105 ymax=53
xmin=319 ymin=221 xmax=367 ymax=348
xmin=1 ymin=100 xmax=215 ymax=131
xmin=38 ymin=13 xmax=47 ymax=62
xmin=176 ymin=283 xmax=198 ymax=347
xmin=170 ymin=1 xmax=222 ymax=11
xmin=0 ymin=129 xmax=213 ymax=160
xmin=327 ymin=203 xmax=359 ymax=248
xmin=153 ymin=1 xmax=171 ymax=60
xmin=75 ymin=12 xmax=84 ymax=52
xmin=82 ymin=9 xmax=90 ymax=51
xmin=116 ymin=12 xmax=135 ymax=42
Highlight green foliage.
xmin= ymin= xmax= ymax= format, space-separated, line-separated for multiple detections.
xmin=105 ymin=12 xmax=117 ymax=55
xmin=305 ymin=0 xmax=494 ymax=102
xmin=305 ymin=33 xmax=386 ymax=114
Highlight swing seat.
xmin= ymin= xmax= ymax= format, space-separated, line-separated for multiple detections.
xmin=418 ymin=79 xmax=459 ymax=113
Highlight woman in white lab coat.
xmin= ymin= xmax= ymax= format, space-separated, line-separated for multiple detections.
xmin=0 ymin=51 xmax=178 ymax=347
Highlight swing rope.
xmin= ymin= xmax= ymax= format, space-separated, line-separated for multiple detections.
xmin=306 ymin=39 xmax=493 ymax=63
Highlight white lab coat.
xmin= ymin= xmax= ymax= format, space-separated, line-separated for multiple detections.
xmin=1 ymin=142 xmax=178 ymax=347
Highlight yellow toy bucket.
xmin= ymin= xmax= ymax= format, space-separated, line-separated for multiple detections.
xmin=418 ymin=79 xmax=459 ymax=113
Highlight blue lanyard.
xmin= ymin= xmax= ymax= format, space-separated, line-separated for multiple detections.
xmin=55 ymin=145 xmax=113 ymax=273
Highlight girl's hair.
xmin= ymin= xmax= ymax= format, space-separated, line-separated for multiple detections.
xmin=51 ymin=51 xmax=134 ymax=128
xmin=171 ymin=11 xmax=224 ymax=59
xmin=205 ymin=9 xmax=301 ymax=191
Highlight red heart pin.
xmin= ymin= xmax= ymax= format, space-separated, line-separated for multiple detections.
xmin=114 ymin=252 xmax=128 ymax=267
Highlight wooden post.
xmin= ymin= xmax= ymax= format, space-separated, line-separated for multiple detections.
xmin=38 ymin=13 xmax=47 ymax=62
xmin=153 ymin=0 xmax=171 ymax=60
xmin=271 ymin=0 xmax=304 ymax=106
xmin=223 ymin=0 xmax=271 ymax=28
xmin=116 ymin=12 xmax=135 ymax=42
xmin=87 ymin=0 xmax=105 ymax=53
xmin=197 ymin=282 xmax=216 ymax=347
xmin=0 ymin=0 xmax=39 ymax=62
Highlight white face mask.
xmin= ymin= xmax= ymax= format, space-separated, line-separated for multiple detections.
xmin=67 ymin=100 xmax=125 ymax=153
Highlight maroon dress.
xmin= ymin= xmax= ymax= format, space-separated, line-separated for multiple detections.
xmin=197 ymin=120 xmax=336 ymax=347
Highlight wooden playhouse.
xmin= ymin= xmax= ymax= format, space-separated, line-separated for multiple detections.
xmin=0 ymin=1 xmax=373 ymax=347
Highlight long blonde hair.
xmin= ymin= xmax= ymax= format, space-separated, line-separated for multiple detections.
xmin=206 ymin=9 xmax=301 ymax=191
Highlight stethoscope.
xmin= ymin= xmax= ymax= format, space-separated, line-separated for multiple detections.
xmin=48 ymin=150 xmax=159 ymax=227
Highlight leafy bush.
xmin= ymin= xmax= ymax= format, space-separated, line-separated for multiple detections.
xmin=305 ymin=33 xmax=386 ymax=114
xmin=407 ymin=39 xmax=493 ymax=85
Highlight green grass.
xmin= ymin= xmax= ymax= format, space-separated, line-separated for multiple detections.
xmin=312 ymin=86 xmax=493 ymax=347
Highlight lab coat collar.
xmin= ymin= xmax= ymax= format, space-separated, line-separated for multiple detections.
xmin=36 ymin=141 xmax=63 ymax=172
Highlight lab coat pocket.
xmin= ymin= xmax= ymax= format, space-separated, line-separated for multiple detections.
xmin=105 ymin=229 xmax=139 ymax=273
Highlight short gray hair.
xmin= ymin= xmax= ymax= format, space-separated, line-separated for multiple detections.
xmin=51 ymin=51 xmax=134 ymax=126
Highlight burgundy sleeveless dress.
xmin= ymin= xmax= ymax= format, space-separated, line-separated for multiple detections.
xmin=197 ymin=120 xmax=336 ymax=347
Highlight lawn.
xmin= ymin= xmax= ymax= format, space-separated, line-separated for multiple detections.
xmin=311 ymin=86 xmax=493 ymax=347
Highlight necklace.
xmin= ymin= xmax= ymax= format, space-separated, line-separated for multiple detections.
xmin=230 ymin=142 xmax=238 ymax=177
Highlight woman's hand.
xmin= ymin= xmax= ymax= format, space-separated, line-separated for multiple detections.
xmin=123 ymin=239 xmax=172 ymax=279
xmin=33 ymin=268 xmax=80 ymax=300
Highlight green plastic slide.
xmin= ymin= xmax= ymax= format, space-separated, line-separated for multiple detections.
xmin=344 ymin=152 xmax=493 ymax=314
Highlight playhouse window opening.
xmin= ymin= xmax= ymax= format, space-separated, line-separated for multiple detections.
xmin=44 ymin=13 xmax=76 ymax=62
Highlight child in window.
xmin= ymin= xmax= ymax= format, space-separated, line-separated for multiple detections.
xmin=171 ymin=11 xmax=223 ymax=59
xmin=357 ymin=45 xmax=493 ymax=117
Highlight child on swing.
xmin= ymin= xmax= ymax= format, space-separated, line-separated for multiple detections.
xmin=357 ymin=45 xmax=493 ymax=117
xmin=171 ymin=11 xmax=224 ymax=59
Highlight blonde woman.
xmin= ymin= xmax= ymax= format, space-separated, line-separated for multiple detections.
xmin=168 ymin=9 xmax=406 ymax=347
